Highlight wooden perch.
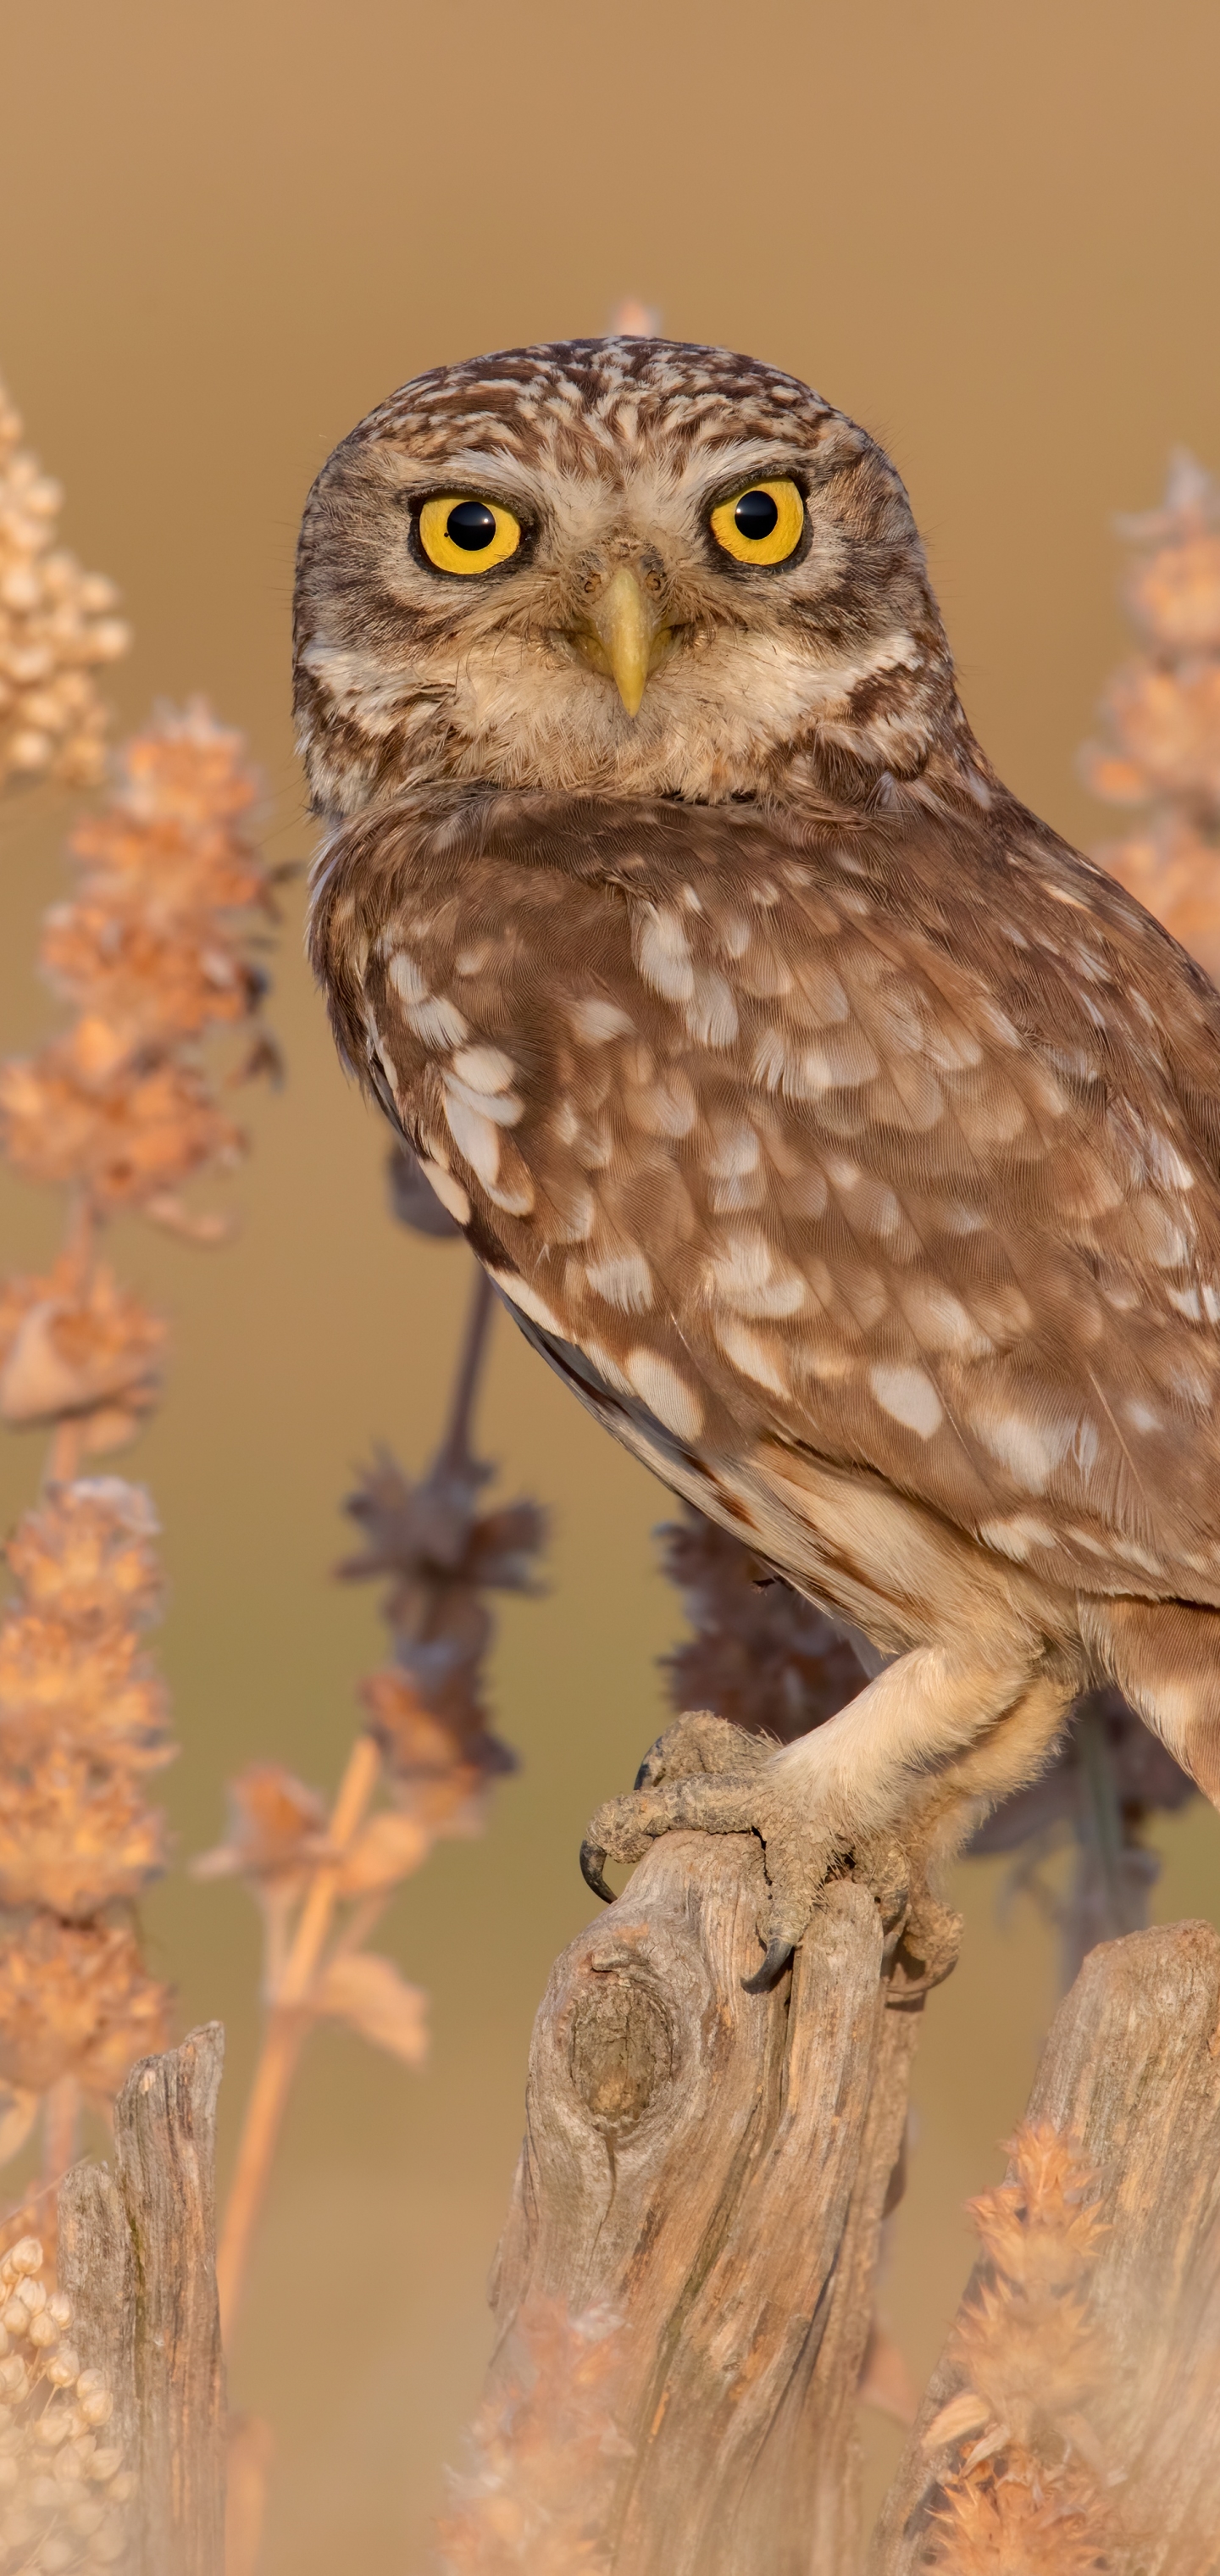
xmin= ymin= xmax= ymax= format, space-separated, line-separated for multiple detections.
xmin=58 ymin=2023 xmax=226 ymax=2576
xmin=869 ymin=1919 xmax=1220 ymax=2574
xmin=486 ymin=1825 xmax=950 ymax=2576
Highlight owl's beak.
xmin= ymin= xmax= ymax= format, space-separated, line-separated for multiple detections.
xmin=574 ymin=567 xmax=669 ymax=719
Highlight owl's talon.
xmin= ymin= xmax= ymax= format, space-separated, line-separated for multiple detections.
xmin=580 ymin=1840 xmax=616 ymax=1904
xmin=582 ymin=1740 xmax=839 ymax=1990
xmin=742 ymin=1936 xmax=796 ymax=1995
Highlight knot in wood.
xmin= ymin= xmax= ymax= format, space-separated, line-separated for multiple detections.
xmin=568 ymin=1965 xmax=675 ymax=2135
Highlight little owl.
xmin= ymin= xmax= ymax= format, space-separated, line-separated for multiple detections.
xmin=297 ymin=338 xmax=1220 ymax=1989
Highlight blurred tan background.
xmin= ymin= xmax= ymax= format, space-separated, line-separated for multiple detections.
xmin=2 ymin=0 xmax=1219 ymax=2563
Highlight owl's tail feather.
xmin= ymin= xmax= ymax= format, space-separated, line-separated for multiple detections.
xmin=1079 ymin=1595 xmax=1220 ymax=1808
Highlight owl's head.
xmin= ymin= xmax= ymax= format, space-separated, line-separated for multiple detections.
xmin=294 ymin=338 xmax=972 ymax=818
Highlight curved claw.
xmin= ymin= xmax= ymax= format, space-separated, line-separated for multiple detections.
xmin=580 ymin=1839 xmax=616 ymax=1904
xmin=742 ymin=1935 xmax=796 ymax=1995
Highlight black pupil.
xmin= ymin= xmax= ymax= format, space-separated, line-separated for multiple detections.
xmin=734 ymin=489 xmax=779 ymax=541
xmin=446 ymin=500 xmax=497 ymax=552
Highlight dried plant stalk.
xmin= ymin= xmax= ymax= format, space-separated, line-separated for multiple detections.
xmin=208 ymin=1263 xmax=545 ymax=2340
xmin=212 ymin=1731 xmax=385 ymax=2340
xmin=0 ymin=691 xmax=280 ymax=2212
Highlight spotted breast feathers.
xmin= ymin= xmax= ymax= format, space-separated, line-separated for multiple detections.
xmin=310 ymin=786 xmax=1220 ymax=1613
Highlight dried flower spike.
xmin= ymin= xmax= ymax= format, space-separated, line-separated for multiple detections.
xmin=0 ymin=1480 xmax=175 ymax=1918
xmin=437 ymin=2296 xmax=629 ymax=2574
xmin=658 ymin=1502 xmax=868 ymax=1744
xmin=0 ymin=379 xmax=129 ymax=792
xmin=213 ymin=1267 xmax=546 ymax=2343
xmin=0 ymin=2232 xmax=133 ymax=2573
xmin=926 ymin=2121 xmax=1126 ymax=2572
xmin=0 ymin=701 xmax=278 ymax=1259
xmin=1 ymin=677 xmax=276 ymax=2200
xmin=0 ymin=1485 xmax=172 ymax=2183
xmin=338 ymin=1269 xmax=543 ymax=1812
xmin=1084 ymin=447 xmax=1220 ymax=979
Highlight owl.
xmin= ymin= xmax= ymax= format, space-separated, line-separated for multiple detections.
xmin=297 ymin=337 xmax=1220 ymax=1990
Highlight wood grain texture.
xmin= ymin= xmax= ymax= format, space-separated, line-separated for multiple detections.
xmin=869 ymin=1920 xmax=1220 ymax=2574
xmin=489 ymin=1829 xmax=923 ymax=2576
xmin=58 ymin=2024 xmax=226 ymax=2576
xmin=57 ymin=2156 xmax=137 ymax=2469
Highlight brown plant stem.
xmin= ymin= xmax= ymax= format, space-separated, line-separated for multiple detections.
xmin=437 ymin=1263 xmax=496 ymax=1475
xmin=61 ymin=1191 xmax=97 ymax=1289
xmin=43 ymin=1199 xmax=96 ymax=1485
xmin=47 ymin=1417 xmax=85 ymax=1484
xmin=326 ymin=1889 xmax=389 ymax=1968
xmin=215 ymin=1730 xmax=381 ymax=2341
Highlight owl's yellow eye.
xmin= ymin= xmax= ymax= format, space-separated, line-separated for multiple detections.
xmin=418 ymin=494 xmax=522 ymax=575
xmin=710 ymin=479 xmax=805 ymax=567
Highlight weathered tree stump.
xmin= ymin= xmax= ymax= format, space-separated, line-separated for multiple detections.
xmin=487 ymin=1829 xmax=937 ymax=2576
xmin=869 ymin=1920 xmax=1220 ymax=2574
xmin=58 ymin=2023 xmax=225 ymax=2576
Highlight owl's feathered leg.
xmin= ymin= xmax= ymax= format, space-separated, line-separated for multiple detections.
xmin=582 ymin=1646 xmax=1075 ymax=1990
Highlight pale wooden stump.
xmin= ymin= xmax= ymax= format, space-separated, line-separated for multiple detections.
xmin=58 ymin=2024 xmax=225 ymax=2576
xmin=488 ymin=1830 xmax=930 ymax=2576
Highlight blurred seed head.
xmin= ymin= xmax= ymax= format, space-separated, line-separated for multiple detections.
xmin=1084 ymin=449 xmax=1220 ymax=980
xmin=0 ymin=2234 xmax=132 ymax=2571
xmin=0 ymin=380 xmax=130 ymax=796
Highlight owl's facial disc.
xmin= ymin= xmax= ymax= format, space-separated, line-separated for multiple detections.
xmin=295 ymin=340 xmax=965 ymax=813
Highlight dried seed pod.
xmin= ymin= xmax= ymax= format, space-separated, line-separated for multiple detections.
xmin=0 ymin=2237 xmax=132 ymax=2571
xmin=0 ymin=380 xmax=129 ymax=792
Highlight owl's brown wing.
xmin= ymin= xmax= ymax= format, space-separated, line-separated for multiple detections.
xmin=315 ymin=785 xmax=1220 ymax=1615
